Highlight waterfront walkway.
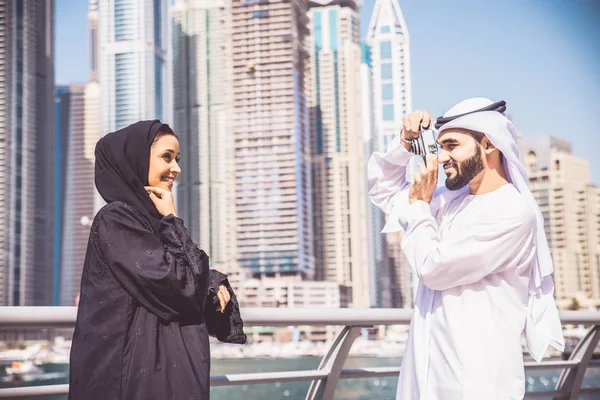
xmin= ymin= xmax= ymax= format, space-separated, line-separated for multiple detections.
xmin=0 ymin=307 xmax=599 ymax=399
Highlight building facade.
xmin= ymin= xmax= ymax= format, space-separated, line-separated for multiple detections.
xmin=0 ymin=0 xmax=55 ymax=306
xmin=365 ymin=0 xmax=413 ymax=308
xmin=231 ymin=0 xmax=314 ymax=278
xmin=171 ymin=0 xmax=239 ymax=281
xmin=98 ymin=0 xmax=170 ymax=134
xmin=306 ymin=0 xmax=370 ymax=307
xmin=520 ymin=136 xmax=600 ymax=309
xmin=238 ymin=277 xmax=340 ymax=341
xmin=54 ymin=84 xmax=98 ymax=306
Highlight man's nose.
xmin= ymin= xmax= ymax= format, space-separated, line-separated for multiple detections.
xmin=437 ymin=148 xmax=450 ymax=164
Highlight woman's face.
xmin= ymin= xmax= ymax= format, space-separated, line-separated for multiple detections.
xmin=148 ymin=134 xmax=181 ymax=192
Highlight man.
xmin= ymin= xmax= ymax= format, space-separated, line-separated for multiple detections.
xmin=368 ymin=98 xmax=564 ymax=399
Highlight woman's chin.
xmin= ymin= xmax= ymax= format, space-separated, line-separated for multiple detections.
xmin=150 ymin=182 xmax=172 ymax=192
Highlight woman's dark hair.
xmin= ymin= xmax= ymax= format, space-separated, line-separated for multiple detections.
xmin=152 ymin=125 xmax=178 ymax=145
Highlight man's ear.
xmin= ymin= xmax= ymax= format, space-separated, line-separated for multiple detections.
xmin=481 ymin=138 xmax=496 ymax=155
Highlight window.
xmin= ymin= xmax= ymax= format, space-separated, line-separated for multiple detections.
xmin=251 ymin=10 xmax=269 ymax=18
xmin=115 ymin=53 xmax=136 ymax=129
xmin=382 ymin=83 xmax=393 ymax=101
xmin=527 ymin=151 xmax=537 ymax=172
xmin=380 ymin=41 xmax=392 ymax=60
xmin=155 ymin=56 xmax=163 ymax=120
xmin=381 ymin=26 xmax=390 ymax=33
xmin=381 ymin=63 xmax=392 ymax=79
xmin=383 ymin=104 xmax=394 ymax=121
xmin=154 ymin=0 xmax=161 ymax=47
xmin=114 ymin=0 xmax=134 ymax=41
xmin=90 ymin=29 xmax=97 ymax=70
xmin=241 ymin=0 xmax=268 ymax=5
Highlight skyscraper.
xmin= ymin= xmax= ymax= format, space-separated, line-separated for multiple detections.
xmin=0 ymin=0 xmax=55 ymax=306
xmin=55 ymin=84 xmax=97 ymax=306
xmin=231 ymin=0 xmax=313 ymax=278
xmin=520 ymin=136 xmax=600 ymax=309
xmin=171 ymin=0 xmax=239 ymax=280
xmin=99 ymin=0 xmax=170 ymax=134
xmin=54 ymin=0 xmax=102 ymax=306
xmin=87 ymin=0 xmax=103 ymax=214
xmin=54 ymin=87 xmax=70 ymax=306
xmin=89 ymin=0 xmax=100 ymax=82
xmin=360 ymin=42 xmax=382 ymax=308
xmin=366 ymin=0 xmax=413 ymax=308
xmin=366 ymin=0 xmax=412 ymax=150
xmin=306 ymin=0 xmax=371 ymax=307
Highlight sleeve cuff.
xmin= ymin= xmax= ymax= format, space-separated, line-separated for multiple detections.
xmin=159 ymin=214 xmax=185 ymax=227
xmin=385 ymin=139 xmax=414 ymax=166
xmin=161 ymin=213 xmax=180 ymax=222
xmin=158 ymin=214 xmax=187 ymax=239
xmin=209 ymin=270 xmax=229 ymax=292
xmin=398 ymin=200 xmax=433 ymax=228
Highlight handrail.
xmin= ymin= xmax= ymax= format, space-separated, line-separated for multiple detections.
xmin=2 ymin=307 xmax=599 ymax=327
xmin=0 ymin=307 xmax=599 ymax=399
xmin=0 ymin=307 xmax=413 ymax=328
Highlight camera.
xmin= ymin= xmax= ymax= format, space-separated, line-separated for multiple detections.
xmin=411 ymin=125 xmax=438 ymax=164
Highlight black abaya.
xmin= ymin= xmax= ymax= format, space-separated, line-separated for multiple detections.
xmin=69 ymin=120 xmax=245 ymax=400
xmin=69 ymin=202 xmax=245 ymax=400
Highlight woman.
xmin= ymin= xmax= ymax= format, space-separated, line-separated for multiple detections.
xmin=69 ymin=120 xmax=246 ymax=400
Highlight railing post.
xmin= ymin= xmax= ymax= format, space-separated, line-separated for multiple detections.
xmin=554 ymin=325 xmax=600 ymax=400
xmin=305 ymin=326 xmax=362 ymax=400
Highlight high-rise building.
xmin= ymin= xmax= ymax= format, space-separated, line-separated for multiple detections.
xmin=54 ymin=87 xmax=71 ymax=306
xmin=366 ymin=0 xmax=412 ymax=151
xmin=520 ymin=136 xmax=600 ymax=309
xmin=171 ymin=0 xmax=239 ymax=281
xmin=53 ymin=1 xmax=102 ymax=306
xmin=0 ymin=0 xmax=55 ymax=306
xmin=99 ymin=0 xmax=170 ymax=134
xmin=87 ymin=0 xmax=104 ymax=214
xmin=365 ymin=0 xmax=413 ymax=308
xmin=54 ymin=84 xmax=97 ymax=306
xmin=583 ymin=185 xmax=600 ymax=307
xmin=360 ymin=43 xmax=382 ymax=308
xmin=305 ymin=0 xmax=370 ymax=307
xmin=89 ymin=0 xmax=100 ymax=82
xmin=231 ymin=0 xmax=313 ymax=278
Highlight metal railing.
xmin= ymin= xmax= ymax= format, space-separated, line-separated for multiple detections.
xmin=1 ymin=307 xmax=600 ymax=399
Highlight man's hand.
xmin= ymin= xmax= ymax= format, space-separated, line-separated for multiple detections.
xmin=409 ymin=154 xmax=438 ymax=204
xmin=401 ymin=110 xmax=433 ymax=151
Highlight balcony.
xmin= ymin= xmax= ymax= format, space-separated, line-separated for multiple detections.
xmin=0 ymin=307 xmax=599 ymax=399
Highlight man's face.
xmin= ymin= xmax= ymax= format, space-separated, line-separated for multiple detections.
xmin=437 ymin=130 xmax=485 ymax=190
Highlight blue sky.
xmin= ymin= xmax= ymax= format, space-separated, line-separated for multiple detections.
xmin=56 ymin=0 xmax=600 ymax=183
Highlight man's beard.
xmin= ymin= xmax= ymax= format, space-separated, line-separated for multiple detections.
xmin=445 ymin=145 xmax=485 ymax=191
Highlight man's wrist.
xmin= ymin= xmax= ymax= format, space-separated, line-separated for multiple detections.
xmin=409 ymin=197 xmax=432 ymax=205
xmin=399 ymin=135 xmax=414 ymax=151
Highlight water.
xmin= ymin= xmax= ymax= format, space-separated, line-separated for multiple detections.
xmin=1 ymin=357 xmax=599 ymax=400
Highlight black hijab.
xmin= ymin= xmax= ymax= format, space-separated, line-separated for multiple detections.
xmin=95 ymin=120 xmax=174 ymax=233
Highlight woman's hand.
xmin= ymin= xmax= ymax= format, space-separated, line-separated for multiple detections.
xmin=215 ymin=285 xmax=231 ymax=313
xmin=145 ymin=186 xmax=177 ymax=217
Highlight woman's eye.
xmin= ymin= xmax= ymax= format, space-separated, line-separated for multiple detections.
xmin=162 ymin=154 xmax=171 ymax=161
xmin=175 ymin=157 xmax=181 ymax=164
